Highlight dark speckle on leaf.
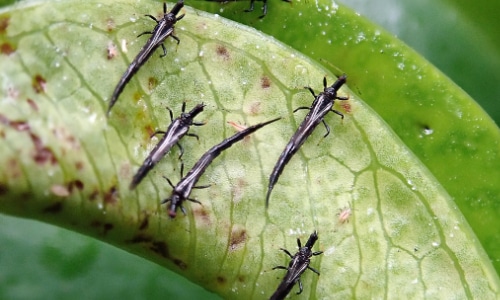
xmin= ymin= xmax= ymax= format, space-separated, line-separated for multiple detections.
xmin=32 ymin=74 xmax=46 ymax=94
xmin=0 ymin=16 xmax=9 ymax=34
xmin=261 ymin=76 xmax=271 ymax=88
xmin=229 ymin=227 xmax=247 ymax=251
xmin=128 ymin=234 xmax=153 ymax=243
xmin=27 ymin=98 xmax=39 ymax=111
xmin=216 ymin=45 xmax=230 ymax=60
xmin=139 ymin=213 xmax=149 ymax=230
xmin=216 ymin=276 xmax=227 ymax=285
xmin=67 ymin=179 xmax=84 ymax=192
xmin=1 ymin=42 xmax=15 ymax=55
xmin=148 ymin=77 xmax=158 ymax=90
xmin=104 ymin=186 xmax=118 ymax=204
xmin=173 ymin=258 xmax=187 ymax=270
xmin=30 ymin=133 xmax=57 ymax=165
xmin=0 ymin=182 xmax=8 ymax=195
xmin=151 ymin=241 xmax=169 ymax=258
xmin=43 ymin=201 xmax=63 ymax=213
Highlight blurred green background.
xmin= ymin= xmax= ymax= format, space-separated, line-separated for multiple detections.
xmin=1 ymin=0 xmax=499 ymax=299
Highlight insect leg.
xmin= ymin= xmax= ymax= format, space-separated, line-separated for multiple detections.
xmin=186 ymin=133 xmax=200 ymax=141
xmin=307 ymin=266 xmax=321 ymax=275
xmin=150 ymin=130 xmax=167 ymax=138
xmin=192 ymin=121 xmax=205 ymax=126
xmin=176 ymin=143 xmax=184 ymax=159
xmin=137 ymin=31 xmax=153 ymax=38
xmin=321 ymin=119 xmax=330 ymax=138
xmin=323 ymin=76 xmax=328 ymax=89
xmin=293 ymin=106 xmax=310 ymax=113
xmin=296 ymin=279 xmax=303 ymax=294
xmin=163 ymin=2 xmax=167 ymax=14
xmin=245 ymin=0 xmax=255 ymax=12
xmin=272 ymin=266 xmax=287 ymax=271
xmin=260 ymin=0 xmax=268 ymax=18
xmin=304 ymin=86 xmax=317 ymax=97
xmin=312 ymin=251 xmax=323 ymax=256
xmin=297 ymin=237 xmax=302 ymax=248
xmin=279 ymin=248 xmax=294 ymax=259
xmin=171 ymin=35 xmax=181 ymax=45
xmin=193 ymin=184 xmax=211 ymax=189
xmin=330 ymin=109 xmax=345 ymax=120
xmin=167 ymin=106 xmax=174 ymax=121
xmin=337 ymin=95 xmax=349 ymax=101
xmin=186 ymin=197 xmax=202 ymax=205
xmin=145 ymin=14 xmax=159 ymax=23
xmin=176 ymin=14 xmax=185 ymax=22
xmin=162 ymin=176 xmax=176 ymax=189
xmin=160 ymin=44 xmax=168 ymax=58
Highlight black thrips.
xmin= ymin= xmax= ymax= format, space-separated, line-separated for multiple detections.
xmin=270 ymin=231 xmax=323 ymax=300
xmin=266 ymin=75 xmax=348 ymax=207
xmin=129 ymin=102 xmax=205 ymax=190
xmin=245 ymin=0 xmax=291 ymax=18
xmin=162 ymin=117 xmax=281 ymax=218
xmin=107 ymin=0 xmax=185 ymax=116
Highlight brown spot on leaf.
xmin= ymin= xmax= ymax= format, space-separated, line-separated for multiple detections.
xmin=340 ymin=101 xmax=352 ymax=113
xmin=173 ymin=258 xmax=187 ymax=270
xmin=128 ymin=234 xmax=153 ymax=243
xmin=44 ymin=201 xmax=63 ymax=213
xmin=216 ymin=276 xmax=227 ymax=285
xmin=150 ymin=241 xmax=169 ymax=258
xmin=192 ymin=206 xmax=211 ymax=226
xmin=27 ymin=98 xmax=39 ymax=111
xmin=148 ymin=77 xmax=158 ymax=91
xmin=144 ymin=124 xmax=155 ymax=138
xmin=249 ymin=101 xmax=261 ymax=115
xmin=89 ymin=189 xmax=99 ymax=201
xmin=67 ymin=179 xmax=84 ymax=192
xmin=103 ymin=223 xmax=114 ymax=235
xmin=0 ymin=183 xmax=8 ymax=195
xmin=0 ymin=42 xmax=15 ymax=55
xmin=75 ymin=161 xmax=84 ymax=170
xmin=229 ymin=227 xmax=247 ymax=251
xmin=216 ymin=45 xmax=230 ymax=60
xmin=30 ymin=133 xmax=57 ymax=165
xmin=237 ymin=275 xmax=246 ymax=283
xmin=32 ymin=74 xmax=47 ymax=94
xmin=261 ymin=76 xmax=271 ymax=89
xmin=0 ymin=16 xmax=9 ymax=34
xmin=139 ymin=212 xmax=150 ymax=230
xmin=133 ymin=91 xmax=142 ymax=102
xmin=104 ymin=186 xmax=118 ymax=204
xmin=0 ymin=114 xmax=30 ymax=131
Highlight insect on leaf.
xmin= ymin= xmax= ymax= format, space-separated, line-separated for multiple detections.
xmin=0 ymin=1 xmax=498 ymax=299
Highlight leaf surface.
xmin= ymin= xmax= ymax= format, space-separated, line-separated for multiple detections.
xmin=0 ymin=1 xmax=499 ymax=298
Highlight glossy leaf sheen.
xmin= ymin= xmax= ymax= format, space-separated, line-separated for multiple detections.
xmin=0 ymin=1 xmax=499 ymax=299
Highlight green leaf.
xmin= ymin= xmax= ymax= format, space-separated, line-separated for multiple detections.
xmin=0 ymin=1 xmax=499 ymax=299
xmin=190 ymin=0 xmax=500 ymax=279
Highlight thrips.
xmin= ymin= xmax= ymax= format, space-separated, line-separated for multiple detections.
xmin=162 ymin=117 xmax=281 ymax=218
xmin=129 ymin=102 xmax=205 ymax=190
xmin=245 ymin=0 xmax=291 ymax=19
xmin=107 ymin=0 xmax=185 ymax=115
xmin=266 ymin=75 xmax=348 ymax=207
xmin=270 ymin=231 xmax=323 ymax=300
